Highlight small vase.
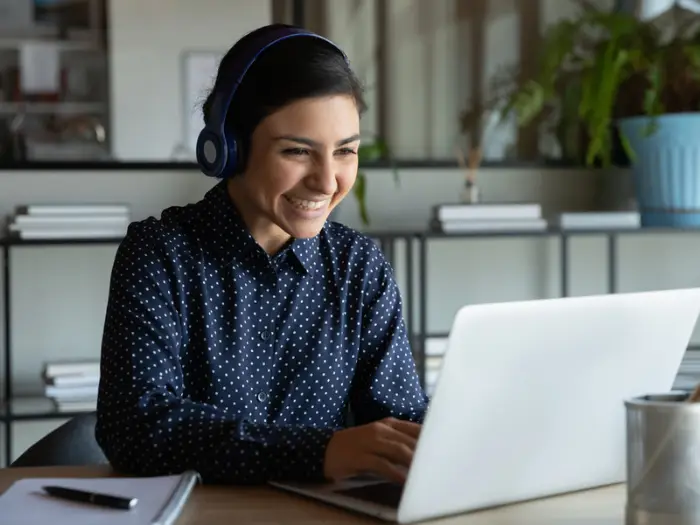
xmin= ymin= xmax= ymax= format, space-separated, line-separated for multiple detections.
xmin=460 ymin=180 xmax=480 ymax=204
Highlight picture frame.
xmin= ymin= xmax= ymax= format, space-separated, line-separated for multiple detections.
xmin=179 ymin=50 xmax=223 ymax=159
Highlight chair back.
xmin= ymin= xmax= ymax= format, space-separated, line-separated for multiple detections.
xmin=10 ymin=411 xmax=107 ymax=467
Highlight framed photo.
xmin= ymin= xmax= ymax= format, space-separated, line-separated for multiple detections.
xmin=180 ymin=50 xmax=223 ymax=158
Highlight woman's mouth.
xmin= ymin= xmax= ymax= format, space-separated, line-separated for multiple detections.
xmin=283 ymin=195 xmax=330 ymax=211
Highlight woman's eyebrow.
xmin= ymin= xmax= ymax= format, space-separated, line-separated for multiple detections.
xmin=273 ymin=134 xmax=361 ymax=147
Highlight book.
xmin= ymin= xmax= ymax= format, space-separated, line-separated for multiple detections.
xmin=554 ymin=211 xmax=641 ymax=229
xmin=430 ymin=217 xmax=548 ymax=233
xmin=44 ymin=384 xmax=98 ymax=399
xmin=43 ymin=360 xmax=100 ymax=378
xmin=433 ymin=202 xmax=542 ymax=222
xmin=0 ymin=471 xmax=200 ymax=525
xmin=8 ymin=228 xmax=127 ymax=240
xmin=15 ymin=204 xmax=131 ymax=216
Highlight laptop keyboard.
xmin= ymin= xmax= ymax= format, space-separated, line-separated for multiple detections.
xmin=334 ymin=482 xmax=404 ymax=508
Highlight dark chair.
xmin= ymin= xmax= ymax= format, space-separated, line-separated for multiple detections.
xmin=10 ymin=411 xmax=108 ymax=467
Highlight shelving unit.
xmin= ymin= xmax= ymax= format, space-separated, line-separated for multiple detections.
xmin=0 ymin=0 xmax=109 ymax=162
xmin=0 ymin=235 xmax=120 ymax=465
xmin=2 ymin=226 xmax=700 ymax=465
xmin=0 ymin=101 xmax=105 ymax=115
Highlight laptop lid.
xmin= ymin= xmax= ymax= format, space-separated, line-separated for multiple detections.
xmin=397 ymin=288 xmax=700 ymax=524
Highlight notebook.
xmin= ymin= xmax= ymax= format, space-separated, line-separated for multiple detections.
xmin=0 ymin=470 xmax=200 ymax=525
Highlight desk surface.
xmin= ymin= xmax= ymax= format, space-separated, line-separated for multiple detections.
xmin=0 ymin=465 xmax=627 ymax=524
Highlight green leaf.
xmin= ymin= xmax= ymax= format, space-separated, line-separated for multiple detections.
xmin=358 ymin=138 xmax=400 ymax=187
xmin=642 ymin=52 xmax=665 ymax=116
xmin=353 ymin=171 xmax=369 ymax=226
xmin=358 ymin=142 xmax=384 ymax=163
xmin=350 ymin=136 xmax=401 ymax=228
xmin=618 ymin=128 xmax=636 ymax=163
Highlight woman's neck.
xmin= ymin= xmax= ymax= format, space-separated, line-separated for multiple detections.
xmin=225 ymin=179 xmax=291 ymax=255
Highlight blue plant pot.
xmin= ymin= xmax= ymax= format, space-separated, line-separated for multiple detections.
xmin=618 ymin=113 xmax=700 ymax=228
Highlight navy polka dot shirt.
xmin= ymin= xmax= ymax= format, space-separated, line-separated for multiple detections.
xmin=95 ymin=180 xmax=428 ymax=485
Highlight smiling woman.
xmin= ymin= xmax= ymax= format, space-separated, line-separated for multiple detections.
xmin=197 ymin=27 xmax=367 ymax=253
xmin=94 ymin=24 xmax=428 ymax=487
xmin=227 ymin=95 xmax=361 ymax=252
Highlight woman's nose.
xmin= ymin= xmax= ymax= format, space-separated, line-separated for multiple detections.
xmin=309 ymin=158 xmax=338 ymax=195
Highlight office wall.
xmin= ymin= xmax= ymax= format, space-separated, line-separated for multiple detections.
xmin=107 ymin=0 xmax=271 ymax=160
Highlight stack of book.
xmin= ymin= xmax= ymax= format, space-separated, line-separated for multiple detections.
xmin=422 ymin=337 xmax=448 ymax=397
xmin=42 ymin=360 xmax=100 ymax=412
xmin=430 ymin=202 xmax=547 ymax=233
xmin=552 ymin=211 xmax=641 ymax=230
xmin=6 ymin=203 xmax=131 ymax=240
xmin=675 ymin=348 xmax=700 ymax=391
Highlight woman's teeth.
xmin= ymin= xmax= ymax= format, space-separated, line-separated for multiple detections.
xmin=285 ymin=196 xmax=328 ymax=211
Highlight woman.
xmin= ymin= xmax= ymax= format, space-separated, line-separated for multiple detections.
xmin=95 ymin=23 xmax=428 ymax=485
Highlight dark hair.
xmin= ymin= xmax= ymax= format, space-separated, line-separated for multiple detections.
xmin=201 ymin=24 xmax=367 ymax=174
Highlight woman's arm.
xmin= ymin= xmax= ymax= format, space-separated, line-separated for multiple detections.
xmin=349 ymin=250 xmax=429 ymax=426
xmin=95 ymin=222 xmax=335 ymax=484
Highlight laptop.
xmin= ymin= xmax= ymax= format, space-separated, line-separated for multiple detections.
xmin=270 ymin=288 xmax=700 ymax=523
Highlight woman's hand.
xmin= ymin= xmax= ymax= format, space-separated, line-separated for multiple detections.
xmin=323 ymin=417 xmax=422 ymax=484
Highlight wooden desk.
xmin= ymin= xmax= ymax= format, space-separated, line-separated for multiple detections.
xmin=0 ymin=466 xmax=627 ymax=524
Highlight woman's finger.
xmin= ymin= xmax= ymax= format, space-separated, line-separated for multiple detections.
xmin=364 ymin=454 xmax=408 ymax=484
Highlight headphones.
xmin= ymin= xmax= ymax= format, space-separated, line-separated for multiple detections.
xmin=196 ymin=25 xmax=350 ymax=179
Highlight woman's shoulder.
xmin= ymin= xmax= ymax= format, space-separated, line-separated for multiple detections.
xmin=117 ymin=202 xmax=203 ymax=266
xmin=321 ymin=220 xmax=391 ymax=273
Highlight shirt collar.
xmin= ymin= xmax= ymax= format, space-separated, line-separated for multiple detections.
xmin=189 ymin=180 xmax=320 ymax=275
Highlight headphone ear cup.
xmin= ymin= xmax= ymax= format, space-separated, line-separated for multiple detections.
xmin=196 ymin=129 xmax=228 ymax=178
xmin=222 ymin=127 xmax=241 ymax=176
xmin=228 ymin=137 xmax=241 ymax=176
xmin=233 ymin=138 xmax=249 ymax=176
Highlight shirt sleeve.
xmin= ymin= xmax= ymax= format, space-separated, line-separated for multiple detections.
xmin=95 ymin=222 xmax=336 ymax=485
xmin=349 ymin=248 xmax=429 ymax=426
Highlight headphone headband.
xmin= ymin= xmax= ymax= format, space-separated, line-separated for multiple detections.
xmin=196 ymin=25 xmax=350 ymax=178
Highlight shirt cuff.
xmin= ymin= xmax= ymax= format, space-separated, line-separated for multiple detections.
xmin=238 ymin=422 xmax=337 ymax=482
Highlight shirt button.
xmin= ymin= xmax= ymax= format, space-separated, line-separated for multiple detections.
xmin=260 ymin=330 xmax=271 ymax=341
xmin=257 ymin=392 xmax=268 ymax=402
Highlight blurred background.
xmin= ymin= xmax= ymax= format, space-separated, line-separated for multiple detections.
xmin=2 ymin=0 xmax=700 ymax=467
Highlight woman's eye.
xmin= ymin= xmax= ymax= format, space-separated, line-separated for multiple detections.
xmin=336 ymin=148 xmax=357 ymax=156
xmin=283 ymin=148 xmax=309 ymax=156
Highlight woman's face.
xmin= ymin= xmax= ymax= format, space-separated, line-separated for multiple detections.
xmin=227 ymin=94 xmax=360 ymax=254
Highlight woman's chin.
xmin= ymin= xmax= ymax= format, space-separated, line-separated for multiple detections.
xmin=278 ymin=198 xmax=332 ymax=237
xmin=281 ymin=219 xmax=327 ymax=239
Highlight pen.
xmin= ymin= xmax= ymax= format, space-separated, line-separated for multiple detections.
xmin=42 ymin=485 xmax=138 ymax=510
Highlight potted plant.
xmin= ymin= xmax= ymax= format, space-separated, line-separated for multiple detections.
xmin=351 ymin=137 xmax=399 ymax=227
xmin=494 ymin=2 xmax=700 ymax=227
